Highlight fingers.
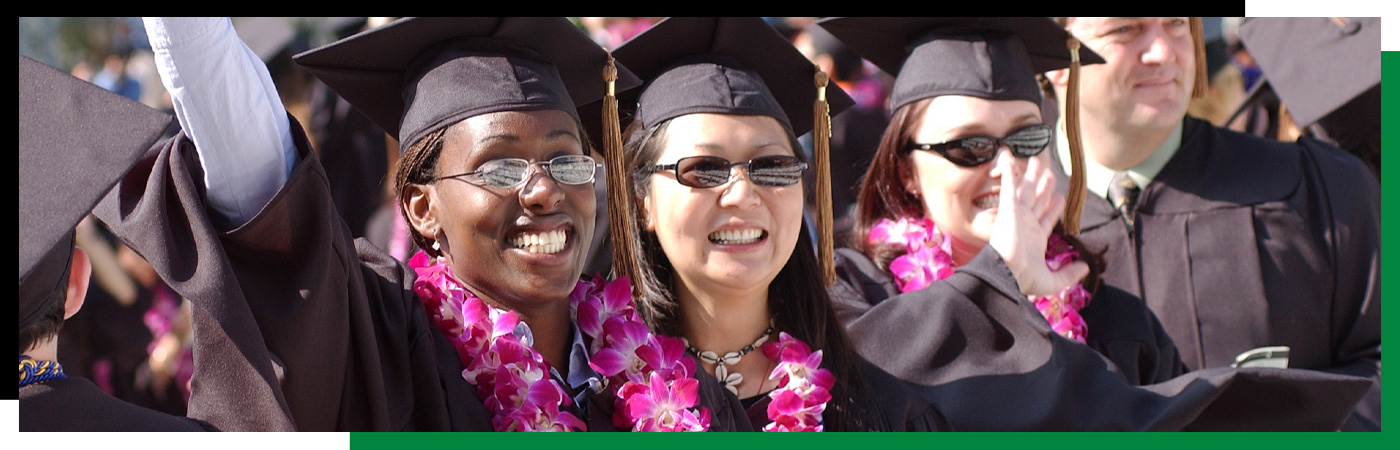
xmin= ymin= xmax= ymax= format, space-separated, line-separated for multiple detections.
xmin=997 ymin=154 xmax=1017 ymax=211
xmin=1040 ymin=193 xmax=1065 ymax=231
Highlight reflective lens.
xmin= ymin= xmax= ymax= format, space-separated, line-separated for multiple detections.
xmin=544 ymin=155 xmax=599 ymax=185
xmin=1002 ymin=124 xmax=1053 ymax=156
xmin=649 ymin=155 xmax=807 ymax=188
xmin=745 ymin=155 xmax=806 ymax=187
xmin=475 ymin=159 xmax=531 ymax=188
xmin=909 ymin=124 xmax=1052 ymax=167
xmin=437 ymin=155 xmax=598 ymax=189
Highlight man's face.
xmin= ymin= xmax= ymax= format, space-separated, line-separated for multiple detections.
xmin=1066 ymin=17 xmax=1195 ymax=134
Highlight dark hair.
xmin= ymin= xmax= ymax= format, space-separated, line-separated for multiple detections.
xmin=851 ymin=98 xmax=1104 ymax=291
xmin=395 ymin=115 xmax=593 ymax=259
xmin=624 ymin=116 xmax=879 ymax=431
xmin=18 ymin=288 xmax=67 ymax=354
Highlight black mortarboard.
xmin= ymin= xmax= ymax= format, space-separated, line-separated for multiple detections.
xmin=614 ymin=16 xmax=855 ymax=137
xmin=816 ymin=17 xmax=1103 ymax=113
xmin=1238 ymin=17 xmax=1380 ymax=131
xmin=612 ymin=17 xmax=856 ymax=286
xmin=18 ymin=55 xmax=175 ymax=331
xmin=293 ymin=17 xmax=642 ymax=152
xmin=234 ymin=17 xmax=298 ymax=63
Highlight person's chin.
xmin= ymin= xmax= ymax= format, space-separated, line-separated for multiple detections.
xmin=509 ymin=273 xmax=581 ymax=303
xmin=505 ymin=250 xmax=585 ymax=289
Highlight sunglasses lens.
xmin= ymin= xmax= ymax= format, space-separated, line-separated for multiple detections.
xmin=677 ymin=157 xmax=732 ymax=188
xmin=1005 ymin=125 xmax=1052 ymax=157
xmin=477 ymin=159 xmax=530 ymax=188
xmin=747 ymin=155 xmax=805 ymax=187
xmin=943 ymin=137 xmax=999 ymax=166
xmin=548 ymin=155 xmax=596 ymax=185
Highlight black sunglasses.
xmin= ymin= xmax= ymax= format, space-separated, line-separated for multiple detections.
xmin=641 ymin=155 xmax=807 ymax=188
xmin=907 ymin=124 xmax=1053 ymax=167
xmin=435 ymin=155 xmax=600 ymax=189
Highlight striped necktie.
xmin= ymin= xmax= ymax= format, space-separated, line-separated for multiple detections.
xmin=1108 ymin=172 xmax=1141 ymax=230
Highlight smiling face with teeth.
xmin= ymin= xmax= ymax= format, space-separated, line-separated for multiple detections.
xmin=906 ymin=95 xmax=1047 ymax=263
xmin=402 ymin=109 xmax=595 ymax=312
xmin=641 ymin=113 xmax=805 ymax=299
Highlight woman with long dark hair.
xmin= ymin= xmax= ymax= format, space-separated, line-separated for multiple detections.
xmin=613 ymin=17 xmax=948 ymax=431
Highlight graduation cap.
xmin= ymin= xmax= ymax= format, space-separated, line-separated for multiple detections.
xmin=611 ymin=17 xmax=856 ymax=286
xmin=293 ymin=17 xmax=642 ymax=152
xmin=19 ymin=55 xmax=175 ymax=331
xmin=1233 ymin=17 xmax=1380 ymax=148
xmin=816 ymin=17 xmax=1102 ymax=235
xmin=294 ymin=17 xmax=643 ymax=272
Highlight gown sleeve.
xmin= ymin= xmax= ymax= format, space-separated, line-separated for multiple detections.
xmin=1297 ymin=136 xmax=1382 ymax=430
xmin=828 ymin=247 xmax=1370 ymax=431
xmin=97 ymin=123 xmax=494 ymax=431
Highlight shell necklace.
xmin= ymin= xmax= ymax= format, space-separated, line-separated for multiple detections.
xmin=683 ymin=325 xmax=774 ymax=395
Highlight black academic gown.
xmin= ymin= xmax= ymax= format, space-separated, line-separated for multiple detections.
xmin=828 ymin=246 xmax=1369 ymax=431
xmin=20 ymin=377 xmax=210 ymax=432
xmin=1077 ymin=116 xmax=1383 ymax=430
xmin=743 ymin=357 xmax=951 ymax=431
xmin=96 ymin=120 xmax=745 ymax=432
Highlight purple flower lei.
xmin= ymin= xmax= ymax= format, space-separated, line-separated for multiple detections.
xmin=867 ymin=217 xmax=1091 ymax=343
xmin=409 ymin=251 xmax=710 ymax=432
xmin=760 ymin=332 xmax=836 ymax=432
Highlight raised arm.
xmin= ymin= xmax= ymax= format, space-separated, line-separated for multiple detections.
xmin=143 ymin=17 xmax=295 ymax=227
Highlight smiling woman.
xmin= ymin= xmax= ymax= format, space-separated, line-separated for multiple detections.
xmin=398 ymin=109 xmax=596 ymax=319
xmin=613 ymin=17 xmax=950 ymax=432
xmin=97 ymin=17 xmax=747 ymax=432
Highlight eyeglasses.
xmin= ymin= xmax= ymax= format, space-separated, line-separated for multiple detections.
xmin=435 ymin=155 xmax=601 ymax=189
xmin=907 ymin=124 xmax=1053 ymax=167
xmin=641 ymin=155 xmax=807 ymax=188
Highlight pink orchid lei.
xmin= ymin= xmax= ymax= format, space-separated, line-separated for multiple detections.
xmin=760 ymin=332 xmax=836 ymax=432
xmin=409 ymin=251 xmax=709 ymax=432
xmin=868 ymin=217 xmax=1091 ymax=343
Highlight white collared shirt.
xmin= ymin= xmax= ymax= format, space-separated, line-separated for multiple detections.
xmin=514 ymin=320 xmax=605 ymax=398
xmin=1056 ymin=118 xmax=1183 ymax=199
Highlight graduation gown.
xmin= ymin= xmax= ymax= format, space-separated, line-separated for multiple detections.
xmin=1078 ymin=117 xmax=1382 ymax=430
xmin=743 ymin=357 xmax=952 ymax=431
xmin=829 ymin=246 xmax=1369 ymax=431
xmin=20 ymin=377 xmax=210 ymax=432
xmin=95 ymin=122 xmax=745 ymax=432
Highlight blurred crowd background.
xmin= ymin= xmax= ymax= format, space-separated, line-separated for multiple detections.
xmin=16 ymin=16 xmax=1378 ymax=417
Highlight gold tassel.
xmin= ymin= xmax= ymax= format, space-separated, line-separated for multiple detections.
xmin=602 ymin=54 xmax=640 ymax=298
xmin=1190 ymin=17 xmax=1208 ymax=99
xmin=813 ymin=69 xmax=835 ymax=286
xmin=1062 ymin=38 xmax=1086 ymax=236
